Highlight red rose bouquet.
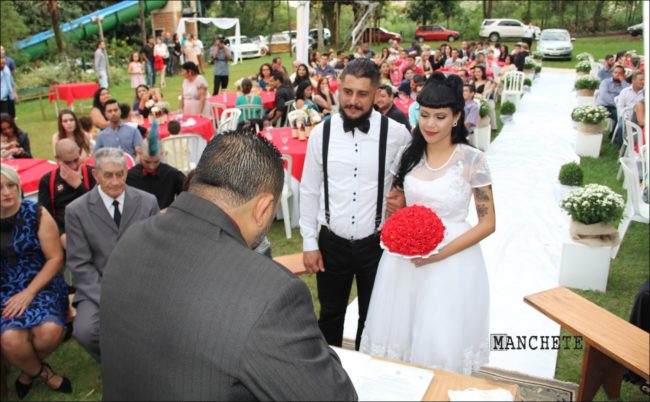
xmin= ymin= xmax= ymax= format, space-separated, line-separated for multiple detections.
xmin=380 ymin=205 xmax=446 ymax=258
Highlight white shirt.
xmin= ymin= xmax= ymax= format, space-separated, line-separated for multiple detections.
xmin=300 ymin=110 xmax=411 ymax=251
xmin=97 ymin=186 xmax=125 ymax=219
xmin=616 ymin=86 xmax=644 ymax=119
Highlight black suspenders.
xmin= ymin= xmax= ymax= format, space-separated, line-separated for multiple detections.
xmin=322 ymin=115 xmax=389 ymax=233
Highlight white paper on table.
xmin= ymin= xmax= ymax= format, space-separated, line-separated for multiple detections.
xmin=448 ymin=388 xmax=514 ymax=401
xmin=333 ymin=347 xmax=434 ymax=401
xmin=181 ymin=118 xmax=197 ymax=127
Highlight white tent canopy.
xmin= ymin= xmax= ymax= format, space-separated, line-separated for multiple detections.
xmin=176 ymin=17 xmax=242 ymax=64
xmin=295 ymin=1 xmax=310 ymax=65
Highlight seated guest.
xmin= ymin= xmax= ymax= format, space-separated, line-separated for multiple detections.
xmin=463 ymin=84 xmax=479 ymax=136
xmin=52 ymin=109 xmax=92 ymax=162
xmin=1 ymin=165 xmax=72 ymax=400
xmin=332 ymin=51 xmax=345 ymax=70
xmin=379 ymin=62 xmax=392 ymax=85
xmin=39 ymin=139 xmax=96 ymax=249
xmin=267 ymin=71 xmax=295 ymax=126
xmin=613 ymin=69 xmax=644 ymax=145
xmin=374 ymin=84 xmax=410 ymax=131
xmin=407 ymin=78 xmax=426 ymax=128
xmin=168 ymin=120 xmax=181 ymax=135
xmin=471 ymin=65 xmax=495 ymax=95
xmin=100 ymin=130 xmax=357 ymax=401
xmin=127 ymin=137 xmax=185 ymax=210
xmin=498 ymin=44 xmax=509 ymax=62
xmin=120 ymin=103 xmax=148 ymax=138
xmin=89 ymin=87 xmax=112 ymax=130
xmin=397 ymin=81 xmax=411 ymax=100
xmin=315 ymin=54 xmax=336 ymax=77
xmin=458 ymin=69 xmax=469 ymax=84
xmin=132 ymin=84 xmax=151 ymax=118
xmin=512 ymin=43 xmax=528 ymax=72
xmin=598 ymin=55 xmax=615 ymax=81
xmin=66 ymin=147 xmax=159 ymax=362
xmin=444 ymin=49 xmax=463 ymax=68
xmin=402 ymin=67 xmax=415 ymax=84
xmin=400 ymin=54 xmax=423 ymax=75
xmin=596 ymin=65 xmax=630 ymax=123
xmin=632 ymin=100 xmax=644 ymax=128
xmin=258 ymin=63 xmax=273 ymax=91
xmin=79 ymin=116 xmax=98 ymax=143
xmin=94 ymin=100 xmax=143 ymax=160
xmin=313 ymin=77 xmax=338 ymax=116
xmin=388 ymin=38 xmax=401 ymax=56
xmin=430 ymin=49 xmax=445 ymax=71
xmin=410 ymin=74 xmax=426 ymax=100
xmin=309 ymin=51 xmax=320 ymax=69
xmin=292 ymin=63 xmax=315 ymax=92
xmin=1 ymin=113 xmax=32 ymax=158
xmin=235 ymin=79 xmax=264 ymax=123
xmin=271 ymin=57 xmax=289 ymax=78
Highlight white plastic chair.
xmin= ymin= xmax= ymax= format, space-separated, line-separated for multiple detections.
xmin=590 ymin=61 xmax=601 ymax=78
xmin=236 ymin=104 xmax=264 ymax=122
xmin=612 ymin=157 xmax=649 ymax=258
xmin=217 ymin=108 xmax=242 ymax=134
xmin=208 ymin=102 xmax=227 ymax=129
xmin=280 ymin=154 xmax=293 ymax=239
xmin=160 ymin=134 xmax=202 ymax=174
xmin=617 ymin=119 xmax=644 ymax=180
xmin=500 ymin=71 xmax=525 ymax=109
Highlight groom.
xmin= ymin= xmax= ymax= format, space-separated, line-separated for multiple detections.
xmin=300 ymin=58 xmax=411 ymax=349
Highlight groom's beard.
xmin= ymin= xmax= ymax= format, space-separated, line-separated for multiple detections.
xmin=340 ymin=103 xmax=373 ymax=124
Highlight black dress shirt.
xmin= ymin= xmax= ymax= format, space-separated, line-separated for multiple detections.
xmin=126 ymin=163 xmax=185 ymax=209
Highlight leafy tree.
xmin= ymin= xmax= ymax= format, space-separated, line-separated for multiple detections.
xmin=0 ymin=1 xmax=28 ymax=51
xmin=406 ymin=0 xmax=437 ymax=26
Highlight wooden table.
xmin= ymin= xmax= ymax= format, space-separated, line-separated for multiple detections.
xmin=524 ymin=287 xmax=650 ymax=401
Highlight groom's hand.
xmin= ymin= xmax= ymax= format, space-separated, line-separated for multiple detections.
xmin=386 ymin=189 xmax=406 ymax=218
xmin=303 ymin=250 xmax=324 ymax=273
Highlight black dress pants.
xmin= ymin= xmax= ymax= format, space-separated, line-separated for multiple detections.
xmin=317 ymin=227 xmax=382 ymax=350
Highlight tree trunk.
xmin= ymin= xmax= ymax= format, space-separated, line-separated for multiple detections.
xmin=486 ymin=0 xmax=493 ymax=19
xmin=526 ymin=0 xmax=531 ymax=22
xmin=592 ymin=0 xmax=606 ymax=32
xmin=267 ymin=0 xmax=274 ymax=56
xmin=575 ymin=0 xmax=579 ymax=33
xmin=287 ymin=0 xmax=292 ymax=57
xmin=482 ymin=0 xmax=487 ymax=19
xmin=139 ymin=0 xmax=146 ymax=47
xmin=335 ymin=1 xmax=340 ymax=48
xmin=317 ymin=7 xmax=325 ymax=49
xmin=559 ymin=0 xmax=564 ymax=26
xmin=48 ymin=0 xmax=65 ymax=55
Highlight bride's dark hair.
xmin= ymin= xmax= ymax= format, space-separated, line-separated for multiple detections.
xmin=394 ymin=72 xmax=469 ymax=189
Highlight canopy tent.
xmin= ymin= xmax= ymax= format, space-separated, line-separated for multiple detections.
xmin=295 ymin=1 xmax=310 ymax=66
xmin=176 ymin=17 xmax=242 ymax=64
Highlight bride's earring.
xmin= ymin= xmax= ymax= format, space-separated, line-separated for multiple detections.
xmin=453 ymin=121 xmax=458 ymax=127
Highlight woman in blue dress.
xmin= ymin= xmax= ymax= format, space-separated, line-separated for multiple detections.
xmin=1 ymin=165 xmax=71 ymax=399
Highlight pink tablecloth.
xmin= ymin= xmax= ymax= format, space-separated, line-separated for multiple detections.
xmin=437 ymin=67 xmax=495 ymax=79
xmin=209 ymin=91 xmax=276 ymax=111
xmin=142 ymin=115 xmax=214 ymax=142
xmin=48 ymin=82 xmax=99 ymax=106
xmin=394 ymin=97 xmax=415 ymax=118
xmin=2 ymin=158 xmax=57 ymax=194
xmin=260 ymin=127 xmax=307 ymax=182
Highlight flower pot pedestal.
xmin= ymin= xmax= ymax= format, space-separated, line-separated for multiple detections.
xmin=500 ymin=114 xmax=513 ymax=124
xmin=559 ymin=236 xmax=612 ymax=292
xmin=555 ymin=183 xmax=580 ymax=204
xmin=524 ymin=69 xmax=535 ymax=79
xmin=576 ymin=96 xmax=595 ymax=106
xmin=575 ymin=123 xmax=603 ymax=157
xmin=475 ymin=124 xmax=491 ymax=151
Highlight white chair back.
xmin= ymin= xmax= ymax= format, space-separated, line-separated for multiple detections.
xmin=612 ymin=157 xmax=650 ymax=258
xmin=160 ymin=134 xmax=202 ymax=174
xmin=208 ymin=102 xmax=227 ymax=128
xmin=280 ymin=154 xmax=293 ymax=239
xmin=217 ymin=108 xmax=242 ymax=134
xmin=500 ymin=71 xmax=525 ymax=107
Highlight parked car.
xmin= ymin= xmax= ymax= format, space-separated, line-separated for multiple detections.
xmin=361 ymin=27 xmax=401 ymax=43
xmin=250 ymin=35 xmax=268 ymax=56
xmin=537 ymin=29 xmax=574 ymax=60
xmin=479 ymin=19 xmax=540 ymax=42
xmin=282 ymin=30 xmax=318 ymax=53
xmin=224 ymin=35 xmax=263 ymax=59
xmin=627 ymin=22 xmax=643 ymax=37
xmin=309 ymin=28 xmax=331 ymax=45
xmin=414 ymin=25 xmax=460 ymax=42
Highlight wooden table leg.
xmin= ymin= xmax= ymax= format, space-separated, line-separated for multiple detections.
xmin=578 ymin=343 xmax=625 ymax=401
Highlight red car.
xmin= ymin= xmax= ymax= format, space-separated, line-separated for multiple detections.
xmin=362 ymin=27 xmax=401 ymax=43
xmin=415 ymin=25 xmax=460 ymax=42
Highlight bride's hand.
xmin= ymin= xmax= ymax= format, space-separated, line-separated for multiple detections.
xmin=411 ymin=251 xmax=446 ymax=267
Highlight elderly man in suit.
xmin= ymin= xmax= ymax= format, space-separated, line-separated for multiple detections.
xmin=100 ymin=130 xmax=357 ymax=401
xmin=65 ymin=147 xmax=159 ymax=362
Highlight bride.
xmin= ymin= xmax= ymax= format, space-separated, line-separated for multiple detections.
xmin=360 ymin=72 xmax=495 ymax=375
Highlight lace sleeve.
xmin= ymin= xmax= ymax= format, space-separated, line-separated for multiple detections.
xmin=390 ymin=145 xmax=408 ymax=177
xmin=470 ymin=150 xmax=492 ymax=188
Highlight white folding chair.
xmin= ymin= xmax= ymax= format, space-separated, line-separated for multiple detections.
xmin=590 ymin=61 xmax=601 ymax=78
xmin=280 ymin=154 xmax=293 ymax=239
xmin=208 ymin=102 xmax=227 ymax=129
xmin=216 ymin=108 xmax=242 ymax=134
xmin=612 ymin=157 xmax=649 ymax=258
xmin=617 ymin=119 xmax=644 ymax=180
xmin=160 ymin=134 xmax=202 ymax=174
xmin=500 ymin=71 xmax=525 ymax=109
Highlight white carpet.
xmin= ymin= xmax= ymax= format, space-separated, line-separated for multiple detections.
xmin=343 ymin=68 xmax=580 ymax=379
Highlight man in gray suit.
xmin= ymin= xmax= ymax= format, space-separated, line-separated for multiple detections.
xmin=100 ymin=131 xmax=357 ymax=401
xmin=66 ymin=148 xmax=159 ymax=362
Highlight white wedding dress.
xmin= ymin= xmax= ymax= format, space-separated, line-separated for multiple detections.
xmin=360 ymin=144 xmax=491 ymax=375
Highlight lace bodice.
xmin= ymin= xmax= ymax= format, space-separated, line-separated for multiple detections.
xmin=392 ymin=144 xmax=492 ymax=223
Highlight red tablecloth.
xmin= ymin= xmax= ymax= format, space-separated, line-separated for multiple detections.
xmin=2 ymin=159 xmax=57 ymax=194
xmin=394 ymin=97 xmax=415 ymax=118
xmin=209 ymin=91 xmax=276 ymax=111
xmin=48 ymin=82 xmax=100 ymax=106
xmin=260 ymin=127 xmax=307 ymax=182
xmin=142 ymin=115 xmax=214 ymax=142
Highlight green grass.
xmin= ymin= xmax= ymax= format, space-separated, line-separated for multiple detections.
xmin=4 ymin=36 xmax=648 ymax=401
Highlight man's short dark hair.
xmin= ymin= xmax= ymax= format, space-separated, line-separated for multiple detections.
xmin=119 ymin=103 xmax=131 ymax=120
xmin=464 ymin=83 xmax=476 ymax=93
xmin=270 ymin=70 xmax=285 ymax=83
xmin=168 ymin=120 xmax=181 ymax=135
xmin=190 ymin=129 xmax=284 ymax=206
xmin=604 ymin=54 xmax=613 ymax=60
xmin=272 ymin=57 xmax=282 ymax=64
xmin=613 ymin=65 xmax=626 ymax=73
xmin=377 ymin=84 xmax=395 ymax=96
xmin=104 ymin=99 xmax=119 ymax=109
xmin=340 ymin=58 xmax=380 ymax=87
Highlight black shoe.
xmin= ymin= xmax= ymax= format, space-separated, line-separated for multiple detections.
xmin=41 ymin=362 xmax=72 ymax=394
xmin=63 ymin=321 xmax=74 ymax=342
xmin=15 ymin=376 xmax=33 ymax=400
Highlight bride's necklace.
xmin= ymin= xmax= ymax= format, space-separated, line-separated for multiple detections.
xmin=424 ymin=145 xmax=459 ymax=172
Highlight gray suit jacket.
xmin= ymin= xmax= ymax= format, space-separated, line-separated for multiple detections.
xmin=65 ymin=186 xmax=159 ymax=306
xmin=100 ymin=192 xmax=357 ymax=401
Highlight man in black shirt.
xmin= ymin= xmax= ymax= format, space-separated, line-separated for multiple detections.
xmin=38 ymin=139 xmax=96 ymax=249
xmin=268 ymin=71 xmax=295 ymax=126
xmin=374 ymin=84 xmax=411 ymax=132
xmin=141 ymin=37 xmax=156 ymax=86
xmin=126 ymin=136 xmax=185 ymax=210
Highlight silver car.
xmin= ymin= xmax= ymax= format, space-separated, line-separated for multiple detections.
xmin=537 ymin=29 xmax=574 ymax=60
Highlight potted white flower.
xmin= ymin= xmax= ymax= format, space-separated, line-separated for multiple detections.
xmin=574 ymin=76 xmax=600 ymax=97
xmin=571 ymin=104 xmax=609 ymax=157
xmin=575 ymin=60 xmax=591 ymax=77
xmin=532 ymin=50 xmax=544 ymax=66
xmin=575 ymin=52 xmax=593 ymax=62
xmin=524 ymin=57 xmax=536 ymax=78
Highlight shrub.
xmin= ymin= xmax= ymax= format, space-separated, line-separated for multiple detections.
xmin=561 ymin=184 xmax=624 ymax=225
xmin=534 ymin=64 xmax=542 ymax=73
xmin=501 ymin=101 xmax=516 ymax=115
xmin=574 ymin=76 xmax=600 ymax=91
xmin=532 ymin=50 xmax=544 ymax=60
xmin=524 ymin=57 xmax=536 ymax=69
xmin=14 ymin=58 xmax=126 ymax=88
xmin=575 ymin=60 xmax=592 ymax=73
xmin=524 ymin=78 xmax=532 ymax=87
xmin=558 ymin=162 xmax=584 ymax=186
xmin=576 ymin=52 xmax=593 ymax=62
xmin=476 ymin=97 xmax=489 ymax=118
xmin=571 ymin=105 xmax=609 ymax=124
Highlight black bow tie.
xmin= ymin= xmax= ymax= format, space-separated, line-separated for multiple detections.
xmin=343 ymin=118 xmax=370 ymax=134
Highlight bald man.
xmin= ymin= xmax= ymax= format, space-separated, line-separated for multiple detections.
xmin=39 ymin=139 xmax=96 ymax=249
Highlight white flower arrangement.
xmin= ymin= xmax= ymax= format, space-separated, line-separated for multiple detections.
xmin=571 ymin=104 xmax=609 ymax=124
xmin=151 ymin=106 xmax=160 ymax=114
xmin=574 ymin=75 xmax=601 ymax=91
xmin=561 ymin=184 xmax=624 ymax=225
xmin=576 ymin=52 xmax=593 ymax=62
xmin=524 ymin=56 xmax=537 ymax=69
xmin=145 ymin=99 xmax=155 ymax=108
xmin=575 ymin=60 xmax=592 ymax=73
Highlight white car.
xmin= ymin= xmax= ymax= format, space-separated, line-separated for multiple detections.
xmin=479 ymin=19 xmax=540 ymax=42
xmin=225 ymin=35 xmax=263 ymax=59
xmin=537 ymin=29 xmax=574 ymax=60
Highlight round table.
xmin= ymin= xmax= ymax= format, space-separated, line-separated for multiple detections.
xmin=141 ymin=114 xmax=215 ymax=142
xmin=48 ymin=82 xmax=99 ymax=106
xmin=208 ymin=91 xmax=276 ymax=111
xmin=2 ymin=158 xmax=57 ymax=195
xmin=261 ymin=127 xmax=307 ymax=182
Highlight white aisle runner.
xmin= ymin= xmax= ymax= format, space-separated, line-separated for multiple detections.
xmin=343 ymin=69 xmax=579 ymax=379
